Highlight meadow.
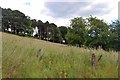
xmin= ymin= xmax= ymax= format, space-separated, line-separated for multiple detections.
xmin=2 ymin=32 xmax=118 ymax=78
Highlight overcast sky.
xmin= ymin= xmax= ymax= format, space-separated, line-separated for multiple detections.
xmin=0 ymin=0 xmax=119 ymax=26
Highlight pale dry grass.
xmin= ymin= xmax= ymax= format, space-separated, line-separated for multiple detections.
xmin=2 ymin=32 xmax=118 ymax=78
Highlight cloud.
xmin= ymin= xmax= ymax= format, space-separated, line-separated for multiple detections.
xmin=44 ymin=0 xmax=92 ymax=2
xmin=44 ymin=2 xmax=111 ymax=19
xmin=0 ymin=0 xmax=119 ymax=26
xmin=44 ymin=2 xmax=90 ymax=18
xmin=24 ymin=2 xmax=31 ymax=6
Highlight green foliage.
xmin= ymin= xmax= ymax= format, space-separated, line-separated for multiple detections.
xmin=58 ymin=26 xmax=67 ymax=40
xmin=110 ymin=20 xmax=120 ymax=51
xmin=65 ymin=16 xmax=119 ymax=51
xmin=2 ymin=8 xmax=33 ymax=36
xmin=65 ymin=27 xmax=80 ymax=46
xmin=86 ymin=16 xmax=110 ymax=49
xmin=2 ymin=8 xmax=119 ymax=51
xmin=2 ymin=8 xmax=62 ymax=43
xmin=66 ymin=17 xmax=87 ymax=46
xmin=48 ymin=23 xmax=62 ymax=43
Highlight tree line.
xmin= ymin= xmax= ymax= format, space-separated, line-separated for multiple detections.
xmin=1 ymin=8 xmax=120 ymax=51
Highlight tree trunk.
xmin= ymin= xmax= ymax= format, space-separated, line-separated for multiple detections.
xmin=16 ymin=29 xmax=19 ymax=35
xmin=13 ymin=27 xmax=16 ymax=34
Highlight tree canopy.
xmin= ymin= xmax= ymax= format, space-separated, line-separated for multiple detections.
xmin=2 ymin=8 xmax=119 ymax=51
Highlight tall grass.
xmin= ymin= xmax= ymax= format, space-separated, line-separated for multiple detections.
xmin=2 ymin=32 xmax=118 ymax=78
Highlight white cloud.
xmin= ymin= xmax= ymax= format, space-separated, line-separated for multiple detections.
xmin=90 ymin=0 xmax=119 ymax=24
xmin=0 ymin=0 xmax=119 ymax=26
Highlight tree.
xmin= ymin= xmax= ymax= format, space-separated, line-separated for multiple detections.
xmin=23 ymin=16 xmax=33 ymax=36
xmin=2 ymin=8 xmax=33 ymax=36
xmin=11 ymin=10 xmax=26 ymax=35
xmin=110 ymin=20 xmax=120 ymax=51
xmin=58 ymin=26 xmax=67 ymax=43
xmin=65 ymin=27 xmax=80 ymax=46
xmin=49 ymin=23 xmax=62 ymax=43
xmin=2 ymin=8 xmax=12 ymax=32
xmin=86 ymin=16 xmax=112 ymax=49
xmin=37 ymin=20 xmax=43 ymax=39
xmin=65 ymin=17 xmax=87 ymax=47
xmin=44 ymin=21 xmax=49 ymax=40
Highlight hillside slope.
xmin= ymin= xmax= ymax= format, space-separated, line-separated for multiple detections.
xmin=2 ymin=32 xmax=118 ymax=78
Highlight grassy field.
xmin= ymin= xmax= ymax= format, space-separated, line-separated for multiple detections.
xmin=2 ymin=32 xmax=118 ymax=78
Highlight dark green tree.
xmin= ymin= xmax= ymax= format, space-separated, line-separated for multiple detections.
xmin=86 ymin=16 xmax=112 ymax=49
xmin=110 ymin=20 xmax=120 ymax=51
xmin=58 ymin=26 xmax=67 ymax=43
xmin=65 ymin=17 xmax=87 ymax=47
xmin=49 ymin=23 xmax=62 ymax=43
